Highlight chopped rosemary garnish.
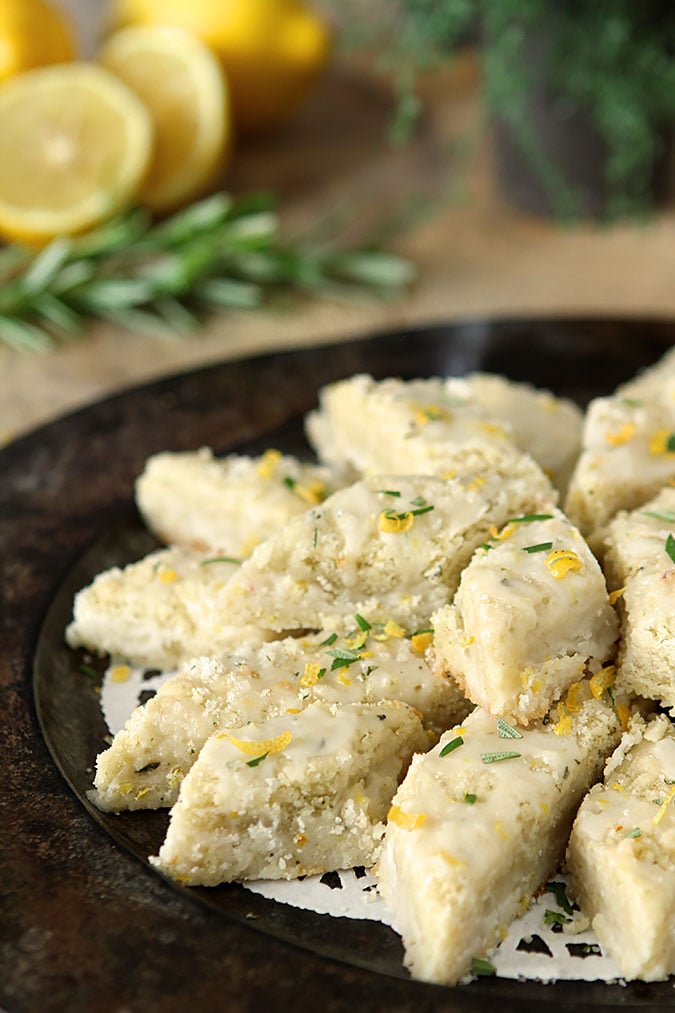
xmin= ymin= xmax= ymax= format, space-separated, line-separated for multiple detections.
xmin=378 ymin=489 xmax=401 ymax=497
xmin=463 ymin=793 xmax=477 ymax=804
xmin=246 ymin=752 xmax=269 ymax=767
xmin=410 ymin=504 xmax=434 ymax=516
xmin=496 ymin=716 xmax=523 ymax=739
xmin=439 ymin=735 xmax=464 ymax=757
xmin=354 ymin=614 xmax=371 ymax=631
xmin=479 ymin=542 xmax=493 ymax=551
xmin=471 ymin=956 xmax=496 ymax=977
xmin=545 ymin=881 xmax=574 ymax=915
xmin=200 ymin=555 xmax=242 ymax=565
xmin=666 ymin=533 xmax=675 ymax=564
xmin=320 ymin=632 xmax=338 ymax=646
xmin=522 ymin=541 xmax=553 ymax=554
xmin=481 ymin=751 xmax=521 ymax=764
xmin=282 ymin=476 xmax=297 ymax=491
xmin=642 ymin=509 xmax=675 ymax=523
xmin=668 ymin=433 xmax=675 ymax=452
xmin=506 ymin=513 xmax=553 ymax=523
xmin=623 ymin=827 xmax=642 ymax=839
xmin=328 ymin=647 xmax=362 ymax=670
xmin=544 ymin=908 xmax=571 ymax=927
xmin=79 ymin=662 xmax=99 ymax=680
xmin=0 ymin=192 xmax=415 ymax=350
xmin=383 ymin=503 xmax=434 ymax=521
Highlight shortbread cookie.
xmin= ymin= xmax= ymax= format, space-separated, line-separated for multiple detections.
xmin=218 ymin=455 xmax=554 ymax=634
xmin=136 ymin=447 xmax=344 ymax=556
xmin=151 ymin=700 xmax=428 ymax=884
xmin=596 ymin=488 xmax=675 ymax=709
xmin=66 ymin=546 xmax=267 ymax=670
xmin=566 ymin=714 xmax=675 ymax=981
xmin=306 ymin=372 xmax=581 ymax=493
xmin=92 ymin=627 xmax=470 ymax=812
xmin=377 ymin=687 xmax=624 ymax=986
xmin=565 ymin=347 xmax=675 ymax=536
xmin=433 ymin=508 xmax=618 ymax=724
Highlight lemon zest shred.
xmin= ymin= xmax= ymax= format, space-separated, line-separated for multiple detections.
xmin=653 ymin=784 xmax=675 ymax=826
xmin=411 ymin=631 xmax=433 ymax=653
xmin=605 ymin=422 xmax=636 ymax=447
xmin=616 ymin=703 xmax=631 ymax=732
xmin=378 ymin=510 xmax=414 ymax=534
xmin=489 ymin=522 xmax=516 ymax=541
xmin=388 ymin=805 xmax=427 ymax=830
xmin=589 ymin=667 xmax=615 ymax=700
xmin=344 ymin=631 xmax=368 ymax=650
xmin=413 ymin=403 xmax=452 ymax=426
xmin=293 ymin=481 xmax=326 ymax=506
xmin=649 ymin=429 xmax=675 ymax=456
xmin=225 ymin=730 xmax=293 ymax=757
xmin=554 ymin=701 xmax=573 ymax=736
xmin=546 ymin=549 xmax=583 ymax=579
xmin=300 ymin=663 xmax=324 ymax=687
xmin=438 ymin=850 xmax=465 ymax=867
xmin=494 ymin=820 xmax=510 ymax=840
xmin=565 ymin=681 xmax=583 ymax=713
xmin=478 ymin=421 xmax=508 ymax=439
xmin=466 ymin=477 xmax=486 ymax=492
xmin=110 ymin=664 xmax=131 ymax=684
xmin=257 ymin=448 xmax=282 ymax=477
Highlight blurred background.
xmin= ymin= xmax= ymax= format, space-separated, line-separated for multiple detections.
xmin=1 ymin=0 xmax=674 ymax=440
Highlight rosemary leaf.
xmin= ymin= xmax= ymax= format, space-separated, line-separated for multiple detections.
xmin=0 ymin=191 xmax=414 ymax=350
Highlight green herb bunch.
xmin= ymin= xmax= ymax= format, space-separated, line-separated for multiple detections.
xmin=0 ymin=191 xmax=414 ymax=352
xmin=336 ymin=0 xmax=675 ymax=219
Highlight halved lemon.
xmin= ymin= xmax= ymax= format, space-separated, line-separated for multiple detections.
xmin=99 ymin=26 xmax=230 ymax=214
xmin=0 ymin=62 xmax=153 ymax=243
xmin=0 ymin=0 xmax=76 ymax=85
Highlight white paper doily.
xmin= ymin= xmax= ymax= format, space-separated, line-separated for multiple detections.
xmin=100 ymin=663 xmax=626 ymax=983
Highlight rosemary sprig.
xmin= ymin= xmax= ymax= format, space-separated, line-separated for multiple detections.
xmin=0 ymin=192 xmax=415 ymax=352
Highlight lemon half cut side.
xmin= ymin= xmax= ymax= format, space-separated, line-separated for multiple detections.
xmin=99 ymin=26 xmax=230 ymax=214
xmin=0 ymin=62 xmax=153 ymax=243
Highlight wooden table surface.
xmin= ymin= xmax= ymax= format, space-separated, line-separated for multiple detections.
xmin=2 ymin=47 xmax=675 ymax=443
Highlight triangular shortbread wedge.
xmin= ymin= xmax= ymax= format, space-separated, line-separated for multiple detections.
xmin=595 ymin=487 xmax=675 ymax=709
xmin=433 ymin=507 xmax=618 ymax=724
xmin=91 ymin=627 xmax=471 ymax=812
xmin=218 ymin=451 xmax=554 ymax=634
xmin=136 ymin=448 xmax=347 ymax=556
xmin=566 ymin=713 xmax=675 ymax=981
xmin=151 ymin=700 xmax=428 ymax=884
xmin=66 ymin=546 xmax=268 ymax=670
xmin=565 ymin=346 xmax=675 ymax=536
xmin=377 ymin=685 xmax=626 ymax=986
xmin=305 ymin=372 xmax=582 ymax=493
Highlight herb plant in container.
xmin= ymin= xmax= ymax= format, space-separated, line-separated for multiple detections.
xmin=364 ymin=0 xmax=675 ymax=220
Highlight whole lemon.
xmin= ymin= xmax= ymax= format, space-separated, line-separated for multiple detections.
xmin=108 ymin=0 xmax=331 ymax=134
xmin=0 ymin=0 xmax=76 ymax=84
